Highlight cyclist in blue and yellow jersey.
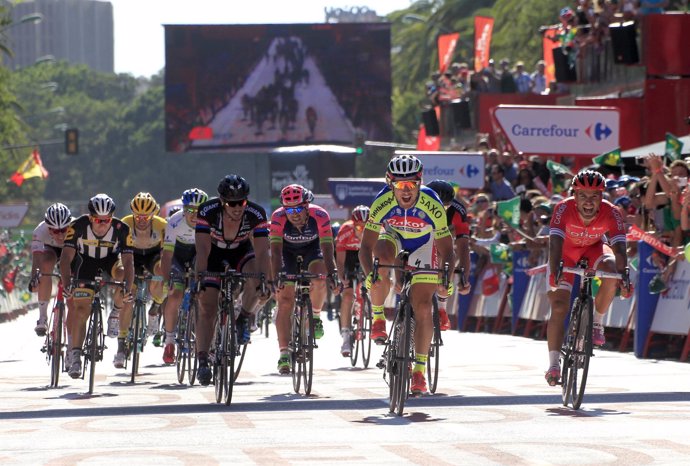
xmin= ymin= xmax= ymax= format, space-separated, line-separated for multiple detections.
xmin=359 ymin=154 xmax=454 ymax=395
xmin=159 ymin=188 xmax=208 ymax=364
xmin=114 ymin=192 xmax=168 ymax=368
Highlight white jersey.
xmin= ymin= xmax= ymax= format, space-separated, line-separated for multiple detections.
xmin=163 ymin=210 xmax=196 ymax=263
xmin=31 ymin=221 xmax=68 ymax=253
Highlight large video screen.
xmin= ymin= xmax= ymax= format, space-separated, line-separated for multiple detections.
xmin=165 ymin=23 xmax=392 ymax=152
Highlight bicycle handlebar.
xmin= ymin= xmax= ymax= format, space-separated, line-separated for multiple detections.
xmin=561 ymin=266 xmax=625 ymax=280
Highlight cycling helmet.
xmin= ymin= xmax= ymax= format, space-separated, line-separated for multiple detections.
xmin=218 ymin=175 xmax=250 ymax=201
xmin=560 ymin=6 xmax=574 ymax=20
xmin=351 ymin=205 xmax=370 ymax=223
xmin=280 ymin=184 xmax=307 ymax=207
xmin=387 ymin=154 xmax=423 ymax=181
xmin=571 ymin=170 xmax=606 ymax=191
xmin=130 ymin=192 xmax=159 ymax=216
xmin=88 ymin=194 xmax=116 ymax=216
xmin=182 ymin=188 xmax=208 ymax=207
xmin=426 ymin=179 xmax=455 ymax=205
xmin=44 ymin=203 xmax=71 ymax=229
xmin=303 ymin=188 xmax=314 ymax=204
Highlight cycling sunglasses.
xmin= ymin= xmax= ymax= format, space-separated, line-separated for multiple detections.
xmin=224 ymin=199 xmax=248 ymax=208
xmin=285 ymin=205 xmax=306 ymax=215
xmin=134 ymin=214 xmax=153 ymax=221
xmin=90 ymin=216 xmax=112 ymax=225
xmin=391 ymin=180 xmax=420 ymax=190
xmin=184 ymin=207 xmax=198 ymax=214
xmin=49 ymin=227 xmax=68 ymax=234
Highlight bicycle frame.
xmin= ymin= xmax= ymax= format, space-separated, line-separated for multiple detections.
xmin=35 ymin=271 xmax=66 ymax=388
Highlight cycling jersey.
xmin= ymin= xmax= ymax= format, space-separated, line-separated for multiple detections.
xmin=550 ymin=198 xmax=626 ymax=249
xmin=32 ymin=221 xmax=68 ymax=253
xmin=446 ymin=199 xmax=470 ymax=239
xmin=269 ymin=204 xmax=333 ymax=254
xmin=63 ymin=215 xmax=132 ymax=259
xmin=122 ymin=215 xmax=167 ymax=255
xmin=163 ymin=210 xmax=196 ymax=264
xmin=335 ymin=220 xmax=362 ymax=252
xmin=196 ymin=198 xmax=269 ymax=249
xmin=365 ymin=185 xmax=451 ymax=251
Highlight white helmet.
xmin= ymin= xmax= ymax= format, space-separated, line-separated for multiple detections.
xmin=387 ymin=154 xmax=423 ymax=180
xmin=88 ymin=193 xmax=116 ymax=216
xmin=44 ymin=203 xmax=71 ymax=229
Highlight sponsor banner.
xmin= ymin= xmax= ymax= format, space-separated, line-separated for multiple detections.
xmin=437 ymin=33 xmax=460 ymax=73
xmin=474 ymin=16 xmax=494 ymax=72
xmin=627 ymin=225 xmax=675 ymax=256
xmin=270 ymin=153 xmax=355 ymax=202
xmin=511 ymin=250 xmax=531 ymax=331
xmin=527 ymin=263 xmax=548 ymax=276
xmin=404 ymin=151 xmax=485 ymax=189
xmin=456 ymin=251 xmax=479 ymax=330
xmin=650 ymin=259 xmax=690 ymax=335
xmin=492 ymin=105 xmax=620 ymax=156
xmin=328 ymin=178 xmax=386 ymax=208
xmin=635 ymin=241 xmax=661 ymax=357
xmin=0 ymin=204 xmax=30 ymax=228
xmin=416 ymin=124 xmax=440 ymax=151
xmin=542 ymin=27 xmax=558 ymax=88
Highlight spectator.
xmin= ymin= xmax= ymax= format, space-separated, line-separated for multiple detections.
xmin=531 ymin=60 xmax=547 ymax=94
xmin=500 ymin=151 xmax=518 ymax=183
xmin=489 ymin=164 xmax=517 ymax=201
xmin=514 ymin=167 xmax=538 ymax=193
xmin=499 ymin=58 xmax=517 ymax=93
xmin=484 ymin=60 xmax=501 ymax=93
xmin=638 ymin=0 xmax=668 ymax=15
xmin=514 ymin=61 xmax=532 ymax=93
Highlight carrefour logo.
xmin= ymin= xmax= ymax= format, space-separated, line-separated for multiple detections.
xmin=585 ymin=122 xmax=612 ymax=141
xmin=424 ymin=166 xmax=455 ymax=176
xmin=458 ymin=164 xmax=480 ymax=178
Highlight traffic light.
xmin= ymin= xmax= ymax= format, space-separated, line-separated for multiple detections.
xmin=65 ymin=128 xmax=79 ymax=155
xmin=354 ymin=131 xmax=365 ymax=155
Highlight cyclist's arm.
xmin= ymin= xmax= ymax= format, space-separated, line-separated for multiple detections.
xmin=336 ymin=250 xmax=347 ymax=283
xmin=59 ymin=246 xmax=76 ymax=290
xmin=358 ymin=225 xmax=379 ymax=276
xmin=548 ymin=234 xmax=564 ymax=282
xmin=435 ymin=233 xmax=455 ymax=281
xmin=454 ymin=236 xmax=470 ymax=284
xmin=321 ymin=240 xmax=336 ymax=275
xmin=121 ymin=252 xmax=134 ymax=293
xmin=252 ymin=236 xmax=272 ymax=281
xmin=612 ymin=241 xmax=628 ymax=274
xmin=270 ymin=241 xmax=283 ymax=282
xmin=194 ymin=232 xmax=211 ymax=274
xmin=160 ymin=248 xmax=173 ymax=284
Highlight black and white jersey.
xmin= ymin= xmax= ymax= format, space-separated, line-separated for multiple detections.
xmin=63 ymin=215 xmax=133 ymax=259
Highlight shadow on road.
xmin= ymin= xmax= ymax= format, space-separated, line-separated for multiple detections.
xmin=2 ymin=391 xmax=689 ymax=421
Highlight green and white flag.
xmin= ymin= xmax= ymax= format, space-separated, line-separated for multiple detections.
xmin=665 ymin=133 xmax=683 ymax=161
xmin=490 ymin=243 xmax=512 ymax=264
xmin=546 ymin=160 xmax=572 ymax=176
xmin=496 ymin=196 xmax=521 ymax=228
xmin=593 ymin=148 xmax=622 ymax=167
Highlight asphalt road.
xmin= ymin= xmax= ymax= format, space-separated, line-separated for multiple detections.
xmin=2 ymin=309 xmax=690 ymax=465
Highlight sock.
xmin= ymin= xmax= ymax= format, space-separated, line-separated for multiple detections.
xmin=118 ymin=329 xmax=128 ymax=339
xmin=594 ymin=311 xmax=604 ymax=325
xmin=372 ymin=304 xmax=385 ymax=321
xmin=437 ymin=297 xmax=447 ymax=313
xmin=198 ymin=351 xmax=209 ymax=364
xmin=413 ymin=353 xmax=427 ymax=373
xmin=279 ymin=347 xmax=289 ymax=358
xmin=549 ymin=350 xmax=560 ymax=368
xmin=340 ymin=327 xmax=351 ymax=336
xmin=312 ymin=307 xmax=321 ymax=319
xmin=38 ymin=301 xmax=49 ymax=320
xmin=165 ymin=331 xmax=175 ymax=345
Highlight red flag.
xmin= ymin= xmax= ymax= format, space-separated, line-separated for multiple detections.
xmin=474 ymin=16 xmax=494 ymax=72
xmin=542 ymin=28 xmax=559 ymax=89
xmin=437 ymin=33 xmax=460 ymax=73
xmin=417 ymin=124 xmax=440 ymax=151
xmin=8 ymin=148 xmax=49 ymax=187
xmin=188 ymin=126 xmax=213 ymax=140
xmin=2 ymin=267 xmax=18 ymax=293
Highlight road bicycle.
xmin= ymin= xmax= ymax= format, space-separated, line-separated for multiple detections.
xmin=33 ymin=271 xmax=66 ymax=388
xmin=557 ymin=260 xmax=627 ymax=409
xmin=175 ymin=270 xmax=199 ymax=385
xmin=348 ymin=269 xmax=372 ymax=369
xmin=124 ymin=274 xmax=162 ymax=383
xmin=427 ymin=267 xmax=466 ymax=394
xmin=279 ymin=256 xmax=330 ymax=396
xmin=74 ymin=274 xmax=127 ymax=394
xmin=374 ymin=252 xmax=449 ymax=416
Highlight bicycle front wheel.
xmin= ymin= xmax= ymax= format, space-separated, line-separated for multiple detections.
xmin=188 ymin=299 xmax=198 ymax=386
xmin=302 ymin=298 xmax=315 ymax=396
xmin=213 ymin=316 xmax=225 ymax=403
xmin=570 ymin=297 xmax=593 ymax=409
xmin=175 ymin=305 xmax=188 ymax=384
xmin=131 ymin=303 xmax=145 ymax=383
xmin=360 ymin=292 xmax=373 ymax=369
xmin=233 ymin=341 xmax=247 ymax=383
xmin=87 ymin=301 xmax=101 ymax=395
xmin=50 ymin=302 xmax=65 ymax=387
xmin=290 ymin=309 xmax=303 ymax=393
xmin=428 ymin=297 xmax=441 ymax=394
xmin=224 ymin=314 xmax=237 ymax=406
xmin=389 ymin=303 xmax=412 ymax=416
xmin=349 ymin=301 xmax=360 ymax=367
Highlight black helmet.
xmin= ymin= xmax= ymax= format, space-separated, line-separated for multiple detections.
xmin=217 ymin=175 xmax=250 ymax=201
xmin=426 ymin=179 xmax=455 ymax=205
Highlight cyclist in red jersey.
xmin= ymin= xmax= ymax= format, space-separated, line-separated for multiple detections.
xmin=545 ymin=170 xmax=632 ymax=386
xmin=335 ymin=205 xmax=369 ymax=356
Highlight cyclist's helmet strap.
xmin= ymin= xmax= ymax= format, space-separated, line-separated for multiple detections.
xmin=571 ymin=170 xmax=606 ymax=191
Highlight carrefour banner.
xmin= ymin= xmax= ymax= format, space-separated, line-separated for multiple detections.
xmin=635 ymin=241 xmax=661 ymax=358
xmin=511 ymin=249 xmax=531 ymax=332
xmin=327 ymin=178 xmax=386 ymax=208
xmin=396 ymin=151 xmax=485 ymax=189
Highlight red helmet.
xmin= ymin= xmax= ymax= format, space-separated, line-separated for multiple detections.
xmin=571 ymin=170 xmax=606 ymax=191
xmin=280 ymin=184 xmax=306 ymax=207
xmin=351 ymin=205 xmax=370 ymax=223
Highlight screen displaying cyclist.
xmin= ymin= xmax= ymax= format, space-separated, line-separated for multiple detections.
xmin=195 ymin=175 xmax=272 ymax=386
xmin=335 ymin=204 xmax=369 ymax=357
xmin=30 ymin=203 xmax=72 ymax=337
xmin=270 ymin=184 xmax=340 ymax=375
xmin=59 ymin=194 xmax=134 ymax=379
xmin=545 ymin=169 xmax=631 ymax=387
xmin=359 ymin=154 xmax=454 ymax=396
xmin=159 ymin=188 xmax=208 ymax=364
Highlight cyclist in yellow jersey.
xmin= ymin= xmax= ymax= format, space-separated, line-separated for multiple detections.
xmin=359 ymin=154 xmax=454 ymax=395
xmin=112 ymin=192 xmax=167 ymax=368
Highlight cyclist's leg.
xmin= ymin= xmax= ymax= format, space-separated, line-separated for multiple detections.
xmin=66 ymin=289 xmax=94 ymax=377
xmin=409 ymin=281 xmax=436 ymax=394
xmin=149 ymin=255 xmax=165 ymax=305
xmin=237 ymin=253 xmax=261 ymax=343
xmin=163 ymin=260 xmax=186 ymax=342
xmin=545 ymin=255 xmax=576 ymax=385
xmin=307 ymin=257 xmax=327 ymax=338
xmin=370 ymin=236 xmax=397 ymax=342
xmin=338 ymin=251 xmax=358 ymax=329
xmin=591 ymin=245 xmax=616 ymax=345
xmin=109 ymin=257 xmax=126 ymax=339
xmin=276 ymin=250 xmax=297 ymax=373
xmin=107 ymin=258 xmax=130 ymax=367
xmin=35 ymin=248 xmax=58 ymax=334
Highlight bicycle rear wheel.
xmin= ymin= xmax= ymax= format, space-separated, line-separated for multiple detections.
xmin=302 ymin=298 xmax=315 ymax=395
xmin=428 ymin=297 xmax=441 ymax=394
xmin=349 ymin=300 xmax=360 ymax=367
xmin=213 ymin=315 xmax=225 ymax=403
xmin=233 ymin=342 xmax=247 ymax=383
xmin=360 ymin=292 xmax=373 ymax=369
xmin=49 ymin=302 xmax=65 ymax=387
xmin=570 ymin=297 xmax=593 ymax=409
xmin=176 ymin=305 xmax=188 ymax=384
xmin=188 ymin=299 xmax=198 ymax=385
xmin=291 ymin=309 xmax=303 ymax=393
